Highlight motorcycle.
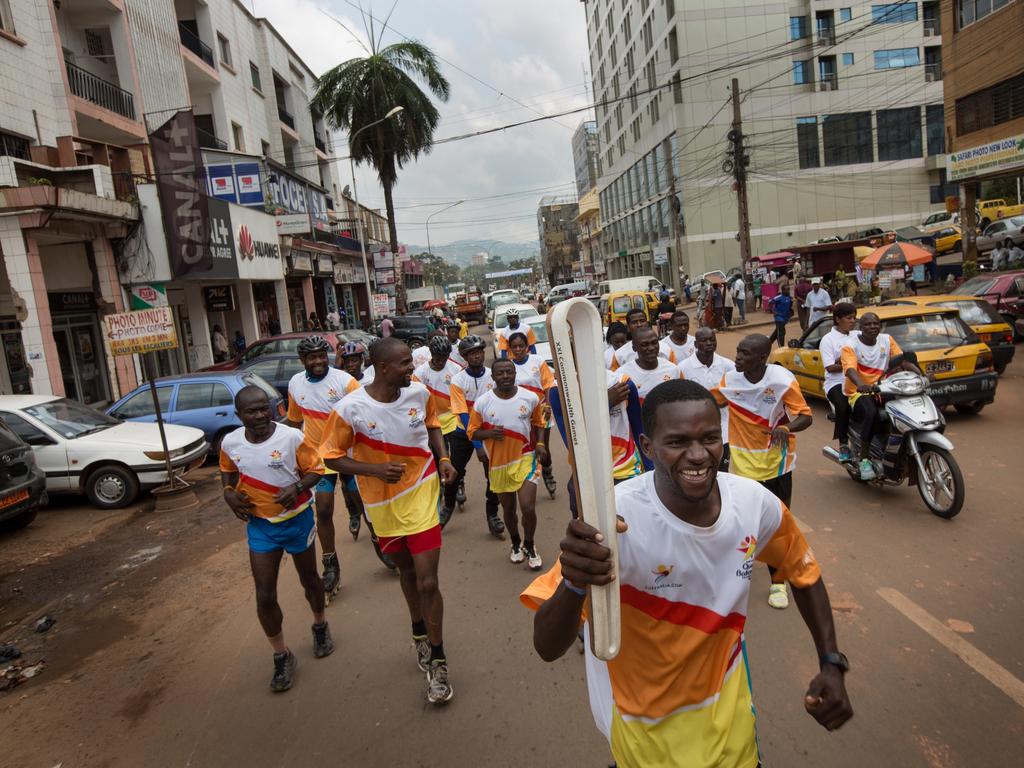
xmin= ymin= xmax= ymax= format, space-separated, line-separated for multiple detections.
xmin=822 ymin=371 xmax=965 ymax=519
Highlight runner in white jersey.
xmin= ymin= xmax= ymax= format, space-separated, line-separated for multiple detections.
xmin=818 ymin=302 xmax=859 ymax=462
xmin=677 ymin=327 xmax=736 ymax=469
xmin=610 ymin=308 xmax=671 ymax=370
xmin=285 ymin=335 xmax=360 ymax=599
xmin=616 ymin=326 xmax=683 ymax=405
xmin=220 ymin=385 xmax=332 ymax=692
xmin=659 ymin=309 xmax=696 ymax=363
xmin=507 ymin=331 xmax=558 ymax=499
xmin=604 ymin=322 xmax=630 ymax=369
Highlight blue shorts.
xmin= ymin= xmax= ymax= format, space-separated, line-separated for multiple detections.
xmin=247 ymin=505 xmax=316 ymax=554
xmin=315 ymin=474 xmax=338 ymax=493
xmin=341 ymin=474 xmax=357 ymax=492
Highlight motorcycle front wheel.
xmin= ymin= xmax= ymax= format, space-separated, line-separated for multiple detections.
xmin=916 ymin=445 xmax=965 ymax=519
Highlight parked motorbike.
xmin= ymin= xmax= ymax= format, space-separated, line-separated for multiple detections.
xmin=822 ymin=371 xmax=965 ymax=518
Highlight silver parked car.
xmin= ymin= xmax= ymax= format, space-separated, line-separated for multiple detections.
xmin=975 ymin=216 xmax=1024 ymax=252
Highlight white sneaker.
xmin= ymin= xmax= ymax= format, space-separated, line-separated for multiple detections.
xmin=509 ymin=544 xmax=525 ymax=563
xmin=525 ymin=545 xmax=542 ymax=571
xmin=768 ymin=583 xmax=789 ymax=609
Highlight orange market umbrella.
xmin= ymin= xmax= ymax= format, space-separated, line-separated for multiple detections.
xmin=853 ymin=245 xmax=874 ymax=262
xmin=859 ymin=242 xmax=933 ymax=271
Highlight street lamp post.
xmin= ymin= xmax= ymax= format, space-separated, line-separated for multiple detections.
xmin=425 ymin=199 xmax=464 ymax=260
xmin=349 ymin=105 xmax=403 ymax=327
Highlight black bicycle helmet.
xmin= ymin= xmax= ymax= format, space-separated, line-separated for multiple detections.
xmin=428 ymin=336 xmax=452 ymax=357
xmin=458 ymin=334 xmax=486 ymax=355
xmin=297 ymin=334 xmax=331 ymax=355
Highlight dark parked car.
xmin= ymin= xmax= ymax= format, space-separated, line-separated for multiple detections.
xmin=0 ymin=416 xmax=47 ymax=530
xmin=239 ymin=354 xmax=305 ymax=396
xmin=202 ymin=332 xmax=344 ymax=371
xmin=377 ymin=316 xmax=435 ymax=347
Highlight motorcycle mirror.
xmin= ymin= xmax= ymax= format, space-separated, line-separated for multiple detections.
xmin=788 ymin=339 xmax=800 ymax=348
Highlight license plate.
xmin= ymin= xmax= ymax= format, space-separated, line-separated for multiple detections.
xmin=978 ymin=333 xmax=991 ymax=342
xmin=0 ymin=489 xmax=29 ymax=509
xmin=926 ymin=360 xmax=955 ymax=374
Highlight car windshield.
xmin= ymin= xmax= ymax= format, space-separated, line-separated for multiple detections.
xmin=952 ymin=276 xmax=999 ymax=297
xmin=881 ymin=313 xmax=974 ymax=353
xmin=491 ymin=293 xmax=520 ymax=309
xmin=935 ymin=300 xmax=1003 ymax=326
xmin=495 ymin=308 xmax=539 ymax=329
xmin=923 ymin=213 xmax=947 ymax=226
xmin=526 ymin=322 xmax=549 ymax=343
xmin=25 ymin=398 xmax=119 ymax=439
xmin=393 ymin=317 xmax=431 ymax=330
xmin=241 ymin=373 xmax=281 ymax=400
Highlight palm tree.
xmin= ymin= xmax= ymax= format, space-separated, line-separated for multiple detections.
xmin=312 ymin=40 xmax=450 ymax=263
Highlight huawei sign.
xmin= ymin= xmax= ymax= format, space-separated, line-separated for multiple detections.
xmin=238 ymin=224 xmax=255 ymax=260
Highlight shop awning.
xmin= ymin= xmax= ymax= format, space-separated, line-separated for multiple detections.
xmin=752 ymin=251 xmax=796 ymax=267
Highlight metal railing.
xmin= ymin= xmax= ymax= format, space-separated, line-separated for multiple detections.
xmin=819 ymin=73 xmax=839 ymax=91
xmin=65 ymin=61 xmax=136 ymax=120
xmin=925 ymin=62 xmax=943 ymax=81
xmin=278 ymin=106 xmax=295 ymax=129
xmin=816 ymin=28 xmax=836 ymax=45
xmin=923 ymin=18 xmax=941 ymax=36
xmin=178 ymin=22 xmax=215 ymax=69
xmin=196 ymin=127 xmax=227 ymax=150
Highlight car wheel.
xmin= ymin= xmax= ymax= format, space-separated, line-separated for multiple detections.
xmin=85 ymin=464 xmax=140 ymax=509
xmin=0 ymin=506 xmax=39 ymax=532
xmin=210 ymin=428 xmax=231 ymax=460
xmin=953 ymin=401 xmax=985 ymax=415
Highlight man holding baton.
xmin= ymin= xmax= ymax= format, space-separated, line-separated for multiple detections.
xmin=522 ymin=379 xmax=852 ymax=767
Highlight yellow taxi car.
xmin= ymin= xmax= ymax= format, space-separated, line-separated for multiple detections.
xmin=932 ymin=225 xmax=963 ymax=255
xmin=882 ymin=294 xmax=1015 ymax=374
xmin=770 ymin=305 xmax=998 ymax=414
xmin=598 ymin=290 xmax=651 ymax=326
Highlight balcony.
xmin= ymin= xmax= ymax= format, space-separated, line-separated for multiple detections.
xmin=196 ymin=127 xmax=227 ymax=150
xmin=278 ymin=106 xmax=295 ymax=130
xmin=178 ymin=22 xmax=214 ymax=69
xmin=816 ymin=29 xmax=835 ymax=46
xmin=923 ymin=18 xmax=940 ymax=36
xmin=925 ymin=63 xmax=942 ymax=82
xmin=818 ymin=74 xmax=839 ymax=91
xmin=65 ymin=60 xmax=136 ymax=120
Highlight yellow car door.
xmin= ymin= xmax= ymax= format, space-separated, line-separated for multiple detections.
xmin=789 ymin=319 xmax=831 ymax=399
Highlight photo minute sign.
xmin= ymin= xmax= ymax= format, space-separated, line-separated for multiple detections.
xmin=104 ymin=308 xmax=178 ymax=356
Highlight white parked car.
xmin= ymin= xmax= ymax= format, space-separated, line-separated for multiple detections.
xmin=975 ymin=216 xmax=1024 ymax=252
xmin=491 ymin=303 xmax=540 ymax=356
xmin=0 ymin=395 xmax=208 ymax=509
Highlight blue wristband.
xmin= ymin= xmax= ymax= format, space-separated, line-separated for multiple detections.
xmin=562 ymin=578 xmax=587 ymax=597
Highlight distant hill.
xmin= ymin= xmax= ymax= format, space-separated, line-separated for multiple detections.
xmin=404 ymin=239 xmax=539 ymax=266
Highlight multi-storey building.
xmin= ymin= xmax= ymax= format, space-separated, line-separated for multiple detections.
xmin=572 ymin=120 xmax=599 ymax=198
xmin=537 ymin=195 xmax=580 ymax=286
xmin=941 ymin=0 xmax=1024 ymax=260
xmin=583 ymin=0 xmax=947 ymax=286
xmin=576 ymin=187 xmax=604 ymax=279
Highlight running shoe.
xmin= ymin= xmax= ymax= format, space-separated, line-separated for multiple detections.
xmin=859 ymin=458 xmax=877 ymax=481
xmin=838 ymin=444 xmax=853 ymax=463
xmin=767 ymin=583 xmax=789 ymax=610
xmin=455 ymin=482 xmax=467 ymax=506
xmin=487 ymin=514 xmax=505 ymax=539
xmin=348 ymin=513 xmax=361 ymax=540
xmin=414 ymin=635 xmax=431 ymax=672
xmin=426 ymin=659 xmax=454 ymax=705
xmin=312 ymin=622 xmax=335 ymax=658
xmin=525 ymin=545 xmax=543 ymax=571
xmin=322 ymin=553 xmax=341 ymax=599
xmin=270 ymin=650 xmax=296 ymax=692
xmin=439 ymin=506 xmax=454 ymax=529
xmin=509 ymin=544 xmax=525 ymax=564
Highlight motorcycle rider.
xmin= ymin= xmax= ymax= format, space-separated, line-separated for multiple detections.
xmin=840 ymin=312 xmax=922 ymax=481
xmin=819 ymin=303 xmax=859 ymax=462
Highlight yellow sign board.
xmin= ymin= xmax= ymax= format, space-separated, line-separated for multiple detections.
xmin=948 ymin=134 xmax=1024 ymax=182
xmin=105 ymin=307 xmax=178 ymax=356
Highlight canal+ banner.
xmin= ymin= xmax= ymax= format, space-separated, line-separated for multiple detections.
xmin=149 ymin=110 xmax=212 ymax=278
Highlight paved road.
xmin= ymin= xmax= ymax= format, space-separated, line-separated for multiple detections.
xmin=2 ymin=325 xmax=1023 ymax=767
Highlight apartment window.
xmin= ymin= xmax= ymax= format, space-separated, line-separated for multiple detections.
xmin=874 ymin=47 xmax=920 ymax=69
xmin=796 ymin=118 xmax=820 ymax=169
xmin=623 ymin=12 xmax=631 ymax=42
xmin=926 ymin=104 xmax=945 ymax=155
xmin=0 ymin=131 xmax=30 ymax=160
xmin=649 ymin=95 xmax=660 ymax=124
xmin=261 ymin=139 xmax=271 ymax=157
xmin=231 ymin=122 xmax=245 ymax=152
xmin=668 ymin=29 xmax=678 ymax=64
xmin=872 ymin=4 xmax=919 ymax=23
xmin=250 ymin=61 xmax=262 ymax=91
xmin=0 ymin=0 xmax=16 ymax=34
xmin=672 ymin=72 xmax=683 ymax=104
xmin=217 ymin=33 xmax=232 ymax=67
xmin=790 ymin=16 xmax=809 ymax=40
xmin=843 ymin=53 xmax=855 ymax=66
xmin=958 ymin=0 xmax=1011 ymax=29
xmin=955 ymin=72 xmax=1024 ymax=135
xmin=877 ymin=107 xmax=922 ymax=160
xmin=823 ymin=112 xmax=873 ymax=166
xmin=929 ymin=169 xmax=958 ymax=205
xmin=793 ymin=60 xmax=812 ymax=85
xmin=840 ymin=8 xmax=853 ymax=22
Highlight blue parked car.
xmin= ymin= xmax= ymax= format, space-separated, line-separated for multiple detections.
xmin=106 ymin=372 xmax=284 ymax=455
xmin=239 ymin=354 xmax=306 ymax=396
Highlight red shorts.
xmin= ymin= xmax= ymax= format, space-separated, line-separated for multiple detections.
xmin=377 ymin=524 xmax=442 ymax=556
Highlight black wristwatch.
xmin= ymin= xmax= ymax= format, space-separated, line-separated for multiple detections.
xmin=820 ymin=651 xmax=850 ymax=673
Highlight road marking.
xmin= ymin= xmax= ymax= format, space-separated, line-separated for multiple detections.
xmin=877 ymin=587 xmax=1024 ymax=709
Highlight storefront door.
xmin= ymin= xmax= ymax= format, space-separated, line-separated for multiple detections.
xmin=52 ymin=314 xmax=110 ymax=405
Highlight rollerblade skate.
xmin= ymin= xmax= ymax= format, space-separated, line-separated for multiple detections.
xmin=322 ymin=552 xmax=341 ymax=604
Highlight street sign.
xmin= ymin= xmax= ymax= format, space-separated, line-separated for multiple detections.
xmin=105 ymin=307 xmax=178 ymax=356
xmin=653 ymin=246 xmax=669 ymax=266
xmin=372 ymin=293 xmax=390 ymax=316
xmin=129 ymin=283 xmax=168 ymax=310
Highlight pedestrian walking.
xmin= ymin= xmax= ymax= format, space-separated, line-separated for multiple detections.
xmin=524 ymin=378 xmax=852 ymax=768
xmin=211 ymin=325 xmax=230 ymax=363
xmin=733 ymin=277 xmax=747 ymax=323
xmin=380 ymin=315 xmax=395 ymax=338
xmin=326 ymin=308 xmax=340 ymax=330
xmin=767 ymin=284 xmax=794 ymax=347
xmin=711 ymin=333 xmax=813 ymax=609
xmin=723 ymin=279 xmax=734 ymax=326
xmin=753 ymin=274 xmax=763 ymax=310
xmin=220 ymin=385 xmax=334 ymax=692
xmin=794 ymin=276 xmax=812 ymax=331
xmin=320 ymin=337 xmax=459 ymax=705
xmin=468 ymin=359 xmax=549 ymax=570
xmin=804 ymin=277 xmax=833 ymax=326
xmin=284 ymin=335 xmax=361 ymax=599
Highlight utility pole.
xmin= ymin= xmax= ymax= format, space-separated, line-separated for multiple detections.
xmin=729 ymin=78 xmax=753 ymax=276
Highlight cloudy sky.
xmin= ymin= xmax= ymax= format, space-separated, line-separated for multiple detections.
xmin=257 ymin=0 xmax=591 ymax=248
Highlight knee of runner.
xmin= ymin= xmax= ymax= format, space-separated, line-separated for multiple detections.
xmin=254 ymin=585 xmax=279 ymax=610
xmin=417 ymin=573 xmax=439 ymax=596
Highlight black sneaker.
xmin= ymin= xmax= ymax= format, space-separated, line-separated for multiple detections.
xmin=312 ymin=622 xmax=335 ymax=658
xmin=348 ymin=514 xmax=361 ymax=540
xmin=486 ymin=514 xmax=505 ymax=539
xmin=270 ymin=650 xmax=296 ymax=692
xmin=439 ymin=506 xmax=454 ymax=528
xmin=322 ymin=553 xmax=340 ymax=600
xmin=455 ymin=482 xmax=467 ymax=506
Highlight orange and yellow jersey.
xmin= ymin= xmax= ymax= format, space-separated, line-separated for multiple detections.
xmin=616 ymin=358 xmax=682 ymax=405
xmin=496 ymin=323 xmax=538 ymax=356
xmin=319 ymin=383 xmax=441 ymax=537
xmin=841 ymin=333 xmax=902 ymax=396
xmin=522 ymin=473 xmax=820 ymax=768
xmin=606 ymin=370 xmax=644 ymax=480
xmin=219 ymin=423 xmax=324 ymax=523
xmin=448 ymin=346 xmax=467 ymax=369
xmin=609 ymin=344 xmax=672 ymax=371
xmin=413 ymin=359 xmax=463 ymax=435
xmin=511 ymin=353 xmax=556 ymax=399
xmin=711 ymin=365 xmax=811 ymax=481
xmin=286 ymin=367 xmax=360 ymax=449
xmin=466 ymin=387 xmax=547 ymax=493
xmin=449 ymin=367 xmax=495 ymax=441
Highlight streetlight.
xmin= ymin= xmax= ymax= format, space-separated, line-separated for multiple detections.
xmin=349 ymin=105 xmax=404 ymax=326
xmin=425 ymin=199 xmax=464 ymax=261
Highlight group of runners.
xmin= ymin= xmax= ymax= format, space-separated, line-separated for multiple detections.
xmin=218 ymin=301 xmax=867 ymax=765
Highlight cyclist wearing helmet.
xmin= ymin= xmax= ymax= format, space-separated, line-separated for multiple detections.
xmin=337 ymin=341 xmax=366 ymax=378
xmin=444 ymin=322 xmax=467 ymax=368
xmin=412 ymin=336 xmax=464 ymax=527
xmin=285 ymin=334 xmax=360 ymax=601
xmin=496 ymin=308 xmax=537 ymax=359
xmin=448 ymin=335 xmax=504 ymax=538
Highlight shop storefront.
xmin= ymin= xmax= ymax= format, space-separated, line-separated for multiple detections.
xmin=286 ymin=252 xmax=314 ymax=331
